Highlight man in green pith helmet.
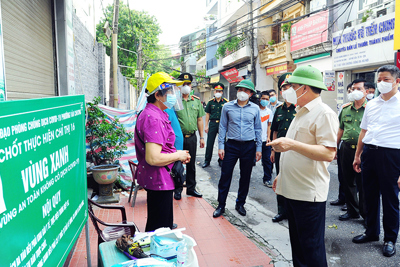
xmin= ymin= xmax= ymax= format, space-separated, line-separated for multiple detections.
xmin=203 ymin=83 xmax=228 ymax=168
xmin=213 ymin=79 xmax=262 ymax=218
xmin=174 ymin=72 xmax=205 ymax=200
xmin=267 ymin=65 xmax=339 ymax=267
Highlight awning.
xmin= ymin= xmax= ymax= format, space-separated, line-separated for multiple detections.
xmin=210 ymin=74 xmax=220 ymax=83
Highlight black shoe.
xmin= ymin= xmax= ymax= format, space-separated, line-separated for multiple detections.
xmin=235 ymin=205 xmax=246 ymax=216
xmin=172 ymin=223 xmax=178 ymax=229
xmin=272 ymin=213 xmax=287 ymax=222
xmin=330 ymin=199 xmax=345 ymax=206
xmin=383 ymin=241 xmax=396 ymax=257
xmin=341 ymin=204 xmax=348 ymax=211
xmin=202 ymin=162 xmax=210 ymax=168
xmin=187 ymin=190 xmax=202 ymax=198
xmin=213 ymin=206 xmax=225 ymax=218
xmin=352 ymin=234 xmax=379 ymax=244
xmin=218 ymin=160 xmax=223 ymax=167
xmin=339 ymin=212 xmax=360 ymax=221
xmin=174 ymin=192 xmax=181 ymax=200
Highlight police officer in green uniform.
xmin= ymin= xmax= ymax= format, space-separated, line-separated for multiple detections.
xmin=270 ymin=72 xmax=296 ymax=222
xmin=202 ymin=83 xmax=228 ymax=168
xmin=174 ymin=73 xmax=205 ymax=200
xmin=337 ymin=79 xmax=367 ymax=221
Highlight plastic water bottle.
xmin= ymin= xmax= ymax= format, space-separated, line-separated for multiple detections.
xmin=176 ymin=241 xmax=187 ymax=266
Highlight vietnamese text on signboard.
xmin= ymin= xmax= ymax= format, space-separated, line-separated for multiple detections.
xmin=221 ymin=68 xmax=244 ymax=83
xmin=266 ymin=63 xmax=287 ymax=75
xmin=290 ymin=10 xmax=329 ymax=52
xmin=336 ymin=71 xmax=345 ymax=112
xmin=324 ymin=70 xmax=335 ymax=91
xmin=332 ymin=13 xmax=395 ymax=70
xmin=0 ymin=95 xmax=87 ymax=267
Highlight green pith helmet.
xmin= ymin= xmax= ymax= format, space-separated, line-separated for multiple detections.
xmin=277 ymin=72 xmax=292 ymax=91
xmin=287 ymin=65 xmax=327 ymax=91
xmin=235 ymin=79 xmax=256 ymax=93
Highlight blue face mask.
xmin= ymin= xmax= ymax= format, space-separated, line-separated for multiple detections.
xmin=269 ymin=96 xmax=277 ymax=103
xmin=163 ymin=94 xmax=177 ymax=109
xmin=260 ymin=100 xmax=270 ymax=107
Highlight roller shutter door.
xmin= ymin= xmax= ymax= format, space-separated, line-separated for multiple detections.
xmin=2 ymin=0 xmax=56 ymax=99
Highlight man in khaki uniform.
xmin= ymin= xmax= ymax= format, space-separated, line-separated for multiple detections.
xmin=268 ymin=65 xmax=339 ymax=267
xmin=174 ymin=73 xmax=205 ymax=200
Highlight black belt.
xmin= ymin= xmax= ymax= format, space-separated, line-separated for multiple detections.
xmin=365 ymin=144 xmax=400 ymax=150
xmin=210 ymin=119 xmax=220 ymax=123
xmin=343 ymin=141 xmax=357 ymax=150
xmin=183 ymin=132 xmax=195 ymax=138
xmin=227 ymin=139 xmax=254 ymax=144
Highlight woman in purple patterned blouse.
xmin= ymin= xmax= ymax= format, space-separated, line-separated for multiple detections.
xmin=135 ymin=72 xmax=191 ymax=232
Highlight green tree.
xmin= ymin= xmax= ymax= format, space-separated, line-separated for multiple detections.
xmin=96 ymin=3 xmax=173 ymax=82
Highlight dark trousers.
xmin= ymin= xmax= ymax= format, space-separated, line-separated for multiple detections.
xmin=262 ymin=142 xmax=272 ymax=182
xmin=205 ymin=121 xmax=221 ymax=164
xmin=175 ymin=134 xmax=197 ymax=193
xmin=145 ymin=189 xmax=173 ymax=232
xmin=275 ymin=152 xmax=286 ymax=215
xmin=217 ymin=139 xmax=256 ymax=207
xmin=362 ymin=145 xmax=400 ymax=242
xmin=340 ymin=142 xmax=364 ymax=217
xmin=337 ymin=145 xmax=346 ymax=202
xmin=286 ymin=197 xmax=327 ymax=267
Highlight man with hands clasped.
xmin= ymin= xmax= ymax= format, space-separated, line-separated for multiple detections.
xmin=352 ymin=65 xmax=400 ymax=258
xmin=268 ymin=65 xmax=339 ymax=267
xmin=213 ymin=79 xmax=262 ymax=218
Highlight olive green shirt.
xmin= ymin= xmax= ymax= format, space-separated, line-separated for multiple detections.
xmin=176 ymin=95 xmax=206 ymax=134
xmin=270 ymin=103 xmax=297 ymax=138
xmin=205 ymin=97 xmax=228 ymax=120
xmin=339 ymin=100 xmax=367 ymax=145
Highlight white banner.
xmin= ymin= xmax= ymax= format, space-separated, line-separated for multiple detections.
xmin=332 ymin=13 xmax=395 ymax=70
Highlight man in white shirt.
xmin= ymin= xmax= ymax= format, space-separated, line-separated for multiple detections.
xmin=268 ymin=65 xmax=339 ymax=266
xmin=352 ymin=65 xmax=400 ymax=258
xmin=259 ymin=91 xmax=273 ymax=187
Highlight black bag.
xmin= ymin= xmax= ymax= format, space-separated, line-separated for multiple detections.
xmin=165 ymin=161 xmax=186 ymax=187
xmin=135 ymin=113 xmax=185 ymax=186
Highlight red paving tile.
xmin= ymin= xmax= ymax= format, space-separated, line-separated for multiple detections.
xmin=68 ymin=190 xmax=272 ymax=266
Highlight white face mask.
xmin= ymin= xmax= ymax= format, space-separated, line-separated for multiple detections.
xmin=282 ymin=85 xmax=305 ymax=104
xmin=215 ymin=92 xmax=222 ymax=98
xmin=377 ymin=81 xmax=393 ymax=94
xmin=237 ymin=91 xmax=250 ymax=101
xmin=352 ymin=90 xmax=364 ymax=101
xmin=181 ymin=85 xmax=191 ymax=95
xmin=366 ymin=93 xmax=374 ymax=100
xmin=347 ymin=92 xmax=354 ymax=102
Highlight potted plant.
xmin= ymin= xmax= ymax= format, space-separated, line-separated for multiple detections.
xmin=86 ymin=97 xmax=133 ymax=203
xmin=268 ymin=40 xmax=275 ymax=51
xmin=282 ymin=22 xmax=292 ymax=40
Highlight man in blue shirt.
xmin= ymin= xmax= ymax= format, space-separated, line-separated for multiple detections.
xmin=213 ymin=80 xmax=262 ymax=218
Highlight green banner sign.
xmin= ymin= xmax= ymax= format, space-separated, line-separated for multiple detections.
xmin=0 ymin=95 xmax=87 ymax=267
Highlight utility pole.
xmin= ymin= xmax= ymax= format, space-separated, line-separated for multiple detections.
xmin=249 ymin=0 xmax=256 ymax=86
xmin=137 ymin=37 xmax=143 ymax=95
xmin=110 ymin=0 xmax=119 ymax=107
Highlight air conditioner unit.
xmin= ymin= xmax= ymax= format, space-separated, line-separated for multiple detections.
xmin=344 ymin=21 xmax=352 ymax=29
xmin=376 ymin=8 xmax=386 ymax=17
xmin=272 ymin=13 xmax=282 ymax=22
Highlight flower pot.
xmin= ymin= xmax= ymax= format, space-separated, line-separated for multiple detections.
xmin=284 ymin=33 xmax=289 ymax=41
xmin=90 ymin=164 xmax=120 ymax=204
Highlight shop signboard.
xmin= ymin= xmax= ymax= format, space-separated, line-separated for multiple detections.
xmin=0 ymin=96 xmax=87 ymax=267
xmin=221 ymin=68 xmax=243 ymax=83
xmin=393 ymin=0 xmax=400 ymax=50
xmin=290 ymin=10 xmax=329 ymax=52
xmin=337 ymin=71 xmax=345 ymax=111
xmin=332 ymin=13 xmax=395 ymax=70
xmin=324 ymin=70 xmax=335 ymax=91
xmin=266 ymin=63 xmax=287 ymax=75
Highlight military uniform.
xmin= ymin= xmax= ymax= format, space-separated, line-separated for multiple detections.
xmin=338 ymin=100 xmax=367 ymax=219
xmin=204 ymin=96 xmax=228 ymax=166
xmin=175 ymin=74 xmax=205 ymax=197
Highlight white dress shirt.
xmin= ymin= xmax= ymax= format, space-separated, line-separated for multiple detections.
xmin=360 ymin=91 xmax=400 ymax=149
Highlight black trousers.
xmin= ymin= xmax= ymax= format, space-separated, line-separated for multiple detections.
xmin=175 ymin=134 xmax=197 ymax=193
xmin=336 ymin=145 xmax=346 ymax=203
xmin=205 ymin=121 xmax=221 ymax=164
xmin=275 ymin=152 xmax=286 ymax=215
xmin=145 ymin=189 xmax=173 ymax=232
xmin=286 ymin=197 xmax=327 ymax=267
xmin=362 ymin=145 xmax=400 ymax=242
xmin=217 ymin=139 xmax=256 ymax=207
xmin=340 ymin=142 xmax=364 ymax=217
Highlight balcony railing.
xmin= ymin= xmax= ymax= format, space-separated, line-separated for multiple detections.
xmin=259 ymin=40 xmax=292 ymax=68
xmin=223 ymin=38 xmax=248 ymax=58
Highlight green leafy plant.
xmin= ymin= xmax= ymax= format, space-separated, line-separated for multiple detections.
xmin=215 ymin=35 xmax=245 ymax=59
xmin=361 ymin=9 xmax=373 ymax=23
xmin=268 ymin=40 xmax=275 ymax=46
xmin=86 ymin=97 xmax=133 ymax=166
xmin=281 ymin=22 xmax=291 ymax=33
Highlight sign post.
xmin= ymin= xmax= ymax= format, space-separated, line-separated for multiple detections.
xmin=0 ymin=95 xmax=87 ymax=267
